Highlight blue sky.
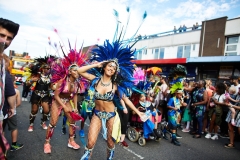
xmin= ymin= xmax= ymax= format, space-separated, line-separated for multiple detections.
xmin=1 ymin=0 xmax=240 ymax=58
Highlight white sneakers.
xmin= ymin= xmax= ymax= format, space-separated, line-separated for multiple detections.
xmin=211 ymin=134 xmax=218 ymax=140
xmin=205 ymin=133 xmax=211 ymax=139
xmin=22 ymin=98 xmax=28 ymax=101
xmin=205 ymin=133 xmax=218 ymax=140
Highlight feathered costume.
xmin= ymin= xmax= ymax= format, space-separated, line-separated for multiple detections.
xmin=80 ymin=7 xmax=147 ymax=160
xmin=167 ymin=64 xmax=187 ymax=146
xmin=131 ymin=67 xmax=152 ymax=105
xmin=169 ymin=64 xmax=187 ymax=94
xmin=50 ymin=43 xmax=89 ymax=118
xmin=29 ymin=55 xmax=55 ymax=100
xmin=133 ymin=67 xmax=145 ymax=85
xmin=51 ymin=46 xmax=88 ymax=90
xmin=28 ymin=55 xmax=55 ymax=131
xmin=90 ymin=39 xmax=135 ymax=98
xmin=44 ymin=43 xmax=88 ymax=153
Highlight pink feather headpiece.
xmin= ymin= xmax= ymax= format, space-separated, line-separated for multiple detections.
xmin=133 ymin=67 xmax=145 ymax=85
xmin=51 ymin=42 xmax=89 ymax=92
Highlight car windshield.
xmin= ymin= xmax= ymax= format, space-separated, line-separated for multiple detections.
xmin=17 ymin=61 xmax=26 ymax=66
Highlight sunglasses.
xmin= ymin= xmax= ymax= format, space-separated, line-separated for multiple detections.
xmin=44 ymin=68 xmax=50 ymax=70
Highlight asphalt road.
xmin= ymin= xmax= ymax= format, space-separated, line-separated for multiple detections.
xmin=4 ymin=86 xmax=240 ymax=160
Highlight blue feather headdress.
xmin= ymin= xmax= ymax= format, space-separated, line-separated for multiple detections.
xmin=90 ymin=40 xmax=135 ymax=98
xmin=90 ymin=7 xmax=147 ymax=98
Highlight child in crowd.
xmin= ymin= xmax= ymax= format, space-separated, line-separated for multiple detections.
xmin=225 ymin=86 xmax=240 ymax=125
xmin=134 ymin=94 xmax=161 ymax=140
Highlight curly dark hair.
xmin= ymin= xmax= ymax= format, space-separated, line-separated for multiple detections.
xmin=101 ymin=61 xmax=119 ymax=84
xmin=215 ymin=82 xmax=226 ymax=95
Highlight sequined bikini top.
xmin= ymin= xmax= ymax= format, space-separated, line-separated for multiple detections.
xmin=94 ymin=79 xmax=115 ymax=101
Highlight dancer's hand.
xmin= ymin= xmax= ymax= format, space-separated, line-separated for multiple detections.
xmin=72 ymin=108 xmax=79 ymax=113
xmin=63 ymin=105 xmax=71 ymax=113
xmin=94 ymin=61 xmax=107 ymax=68
xmin=138 ymin=112 xmax=148 ymax=122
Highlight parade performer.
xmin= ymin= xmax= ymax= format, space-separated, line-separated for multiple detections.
xmin=78 ymin=49 xmax=145 ymax=160
xmin=167 ymin=65 xmax=187 ymax=146
xmin=28 ymin=56 xmax=54 ymax=132
xmin=43 ymin=46 xmax=87 ymax=154
xmin=78 ymin=11 xmax=148 ymax=159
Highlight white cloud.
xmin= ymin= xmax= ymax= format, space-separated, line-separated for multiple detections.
xmin=230 ymin=0 xmax=239 ymax=4
xmin=1 ymin=0 xmax=238 ymax=58
xmin=1 ymin=0 xmax=147 ymax=57
xmin=164 ymin=0 xmax=234 ymax=21
xmin=157 ymin=0 xmax=169 ymax=3
xmin=219 ymin=3 xmax=230 ymax=11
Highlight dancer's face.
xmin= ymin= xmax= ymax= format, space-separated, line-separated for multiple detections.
xmin=104 ymin=61 xmax=117 ymax=77
xmin=69 ymin=67 xmax=79 ymax=79
xmin=43 ymin=66 xmax=50 ymax=74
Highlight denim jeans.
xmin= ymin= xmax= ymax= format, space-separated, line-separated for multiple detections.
xmin=193 ymin=115 xmax=204 ymax=135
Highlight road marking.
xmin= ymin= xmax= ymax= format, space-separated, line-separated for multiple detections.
xmin=123 ymin=147 xmax=144 ymax=159
xmin=85 ymin=122 xmax=144 ymax=159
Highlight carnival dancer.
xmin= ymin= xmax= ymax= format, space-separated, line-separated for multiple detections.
xmin=167 ymin=65 xmax=187 ymax=146
xmin=78 ymin=42 xmax=147 ymax=159
xmin=78 ymin=59 xmax=145 ymax=160
xmin=43 ymin=47 xmax=87 ymax=154
xmin=28 ymin=56 xmax=54 ymax=132
xmin=78 ymin=7 xmax=147 ymax=160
